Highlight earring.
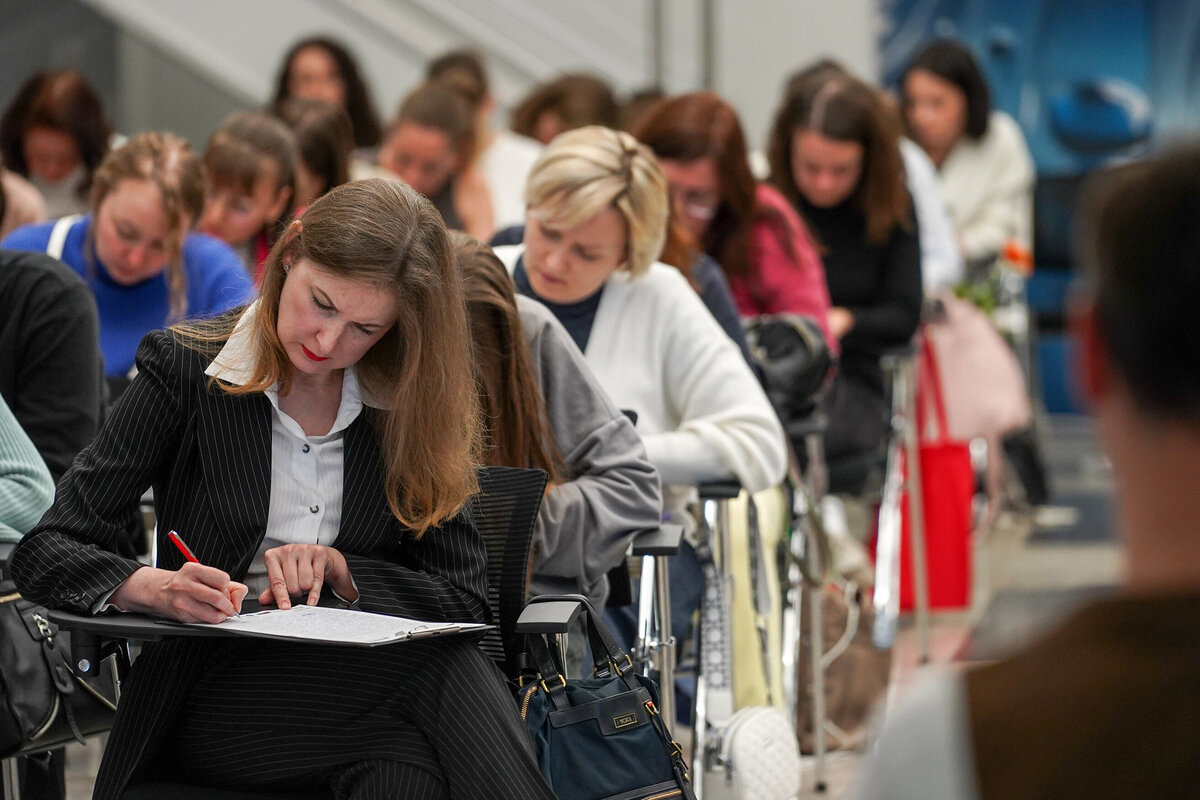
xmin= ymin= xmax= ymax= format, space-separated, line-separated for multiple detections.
xmin=282 ymin=263 xmax=291 ymax=275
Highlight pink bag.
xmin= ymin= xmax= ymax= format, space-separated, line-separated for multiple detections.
xmin=922 ymin=291 xmax=1032 ymax=442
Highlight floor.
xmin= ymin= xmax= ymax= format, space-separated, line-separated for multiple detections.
xmin=59 ymin=414 xmax=1118 ymax=800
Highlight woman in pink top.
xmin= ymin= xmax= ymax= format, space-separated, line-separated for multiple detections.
xmin=633 ymin=91 xmax=833 ymax=348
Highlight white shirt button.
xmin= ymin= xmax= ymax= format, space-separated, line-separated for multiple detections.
xmin=302 ymin=444 xmax=311 ymax=454
xmin=309 ymin=504 xmax=320 ymax=514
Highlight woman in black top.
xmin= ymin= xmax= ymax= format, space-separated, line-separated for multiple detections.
xmin=767 ymin=72 xmax=922 ymax=471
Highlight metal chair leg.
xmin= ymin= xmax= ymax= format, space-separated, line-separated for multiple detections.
xmin=809 ymin=585 xmax=827 ymax=792
xmin=873 ymin=423 xmax=905 ymax=649
xmin=654 ymin=554 xmax=676 ymax=727
xmin=901 ymin=355 xmax=931 ymax=663
xmin=635 ymin=552 xmax=678 ymax=727
xmin=2 ymin=756 xmax=20 ymax=800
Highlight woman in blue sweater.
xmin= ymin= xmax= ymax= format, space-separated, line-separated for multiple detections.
xmin=2 ymin=131 xmax=253 ymax=386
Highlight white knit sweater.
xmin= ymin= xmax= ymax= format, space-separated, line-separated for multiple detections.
xmin=496 ymin=246 xmax=787 ymax=508
xmin=938 ymin=110 xmax=1035 ymax=264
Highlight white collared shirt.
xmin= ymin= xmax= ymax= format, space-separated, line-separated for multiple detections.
xmin=205 ymin=301 xmax=382 ymax=596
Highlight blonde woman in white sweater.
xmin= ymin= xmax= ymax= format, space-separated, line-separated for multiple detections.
xmin=493 ymin=125 xmax=786 ymax=528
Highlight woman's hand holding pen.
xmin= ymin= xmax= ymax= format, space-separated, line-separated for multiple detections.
xmin=260 ymin=543 xmax=358 ymax=609
xmin=110 ymin=564 xmax=248 ymax=623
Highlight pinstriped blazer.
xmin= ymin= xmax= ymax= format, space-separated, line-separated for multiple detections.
xmin=10 ymin=328 xmax=491 ymax=800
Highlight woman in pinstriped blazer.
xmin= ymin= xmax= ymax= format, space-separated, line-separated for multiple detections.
xmin=10 ymin=179 xmax=555 ymax=800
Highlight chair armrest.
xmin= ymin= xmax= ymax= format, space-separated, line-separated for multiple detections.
xmin=629 ymin=524 xmax=684 ymax=557
xmin=514 ymin=599 xmax=584 ymax=635
xmin=698 ymin=480 xmax=742 ymax=500
xmin=48 ymin=609 xmax=217 ymax=675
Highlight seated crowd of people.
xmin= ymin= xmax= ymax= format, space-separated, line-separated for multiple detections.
xmin=0 ymin=36 xmax=1046 ymax=800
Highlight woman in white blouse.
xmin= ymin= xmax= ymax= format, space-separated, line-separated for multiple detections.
xmin=10 ymin=179 xmax=555 ymax=800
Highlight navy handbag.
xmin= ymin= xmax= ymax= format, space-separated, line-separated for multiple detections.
xmin=518 ymin=597 xmax=696 ymax=800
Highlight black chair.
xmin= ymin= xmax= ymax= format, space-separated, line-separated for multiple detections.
xmin=470 ymin=466 xmax=549 ymax=680
xmin=51 ymin=466 xmax=548 ymax=800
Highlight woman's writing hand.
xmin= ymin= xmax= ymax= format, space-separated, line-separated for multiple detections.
xmin=260 ymin=544 xmax=357 ymax=609
xmin=111 ymin=564 xmax=248 ymax=623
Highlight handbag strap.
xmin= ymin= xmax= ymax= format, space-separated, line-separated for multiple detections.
xmin=524 ymin=596 xmax=643 ymax=696
xmin=918 ymin=334 xmax=953 ymax=444
xmin=571 ymin=595 xmax=638 ymax=680
xmin=527 ymin=633 xmax=571 ymax=712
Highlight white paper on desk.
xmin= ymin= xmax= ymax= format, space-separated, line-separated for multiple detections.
xmin=185 ymin=605 xmax=489 ymax=646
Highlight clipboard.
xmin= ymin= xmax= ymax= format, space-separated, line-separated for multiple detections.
xmin=181 ymin=603 xmax=492 ymax=647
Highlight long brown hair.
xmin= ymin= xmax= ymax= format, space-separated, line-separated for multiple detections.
xmin=452 ymin=232 xmax=565 ymax=480
xmin=768 ymin=74 xmax=910 ymax=243
xmin=633 ymin=91 xmax=767 ymax=279
xmin=178 ymin=179 xmax=481 ymax=534
xmin=272 ymin=37 xmax=383 ymax=148
xmin=90 ymin=132 xmax=206 ymax=320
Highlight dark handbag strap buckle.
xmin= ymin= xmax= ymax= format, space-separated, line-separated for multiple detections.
xmin=539 ymin=674 xmax=566 ymax=693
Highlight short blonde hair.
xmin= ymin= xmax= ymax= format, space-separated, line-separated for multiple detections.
xmin=524 ymin=126 xmax=668 ymax=276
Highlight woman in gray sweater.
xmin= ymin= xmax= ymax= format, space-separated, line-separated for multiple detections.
xmin=453 ymin=232 xmax=661 ymax=612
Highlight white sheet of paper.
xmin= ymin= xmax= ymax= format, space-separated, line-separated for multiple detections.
xmin=185 ymin=605 xmax=488 ymax=646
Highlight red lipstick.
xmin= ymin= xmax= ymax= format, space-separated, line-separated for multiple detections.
xmin=301 ymin=345 xmax=329 ymax=362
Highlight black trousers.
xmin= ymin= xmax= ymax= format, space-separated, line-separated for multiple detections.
xmin=161 ymin=636 xmax=554 ymax=800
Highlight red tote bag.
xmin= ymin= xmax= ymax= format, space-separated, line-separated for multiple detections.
xmin=899 ymin=336 xmax=974 ymax=611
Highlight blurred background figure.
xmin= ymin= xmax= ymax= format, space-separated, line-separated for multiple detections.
xmin=618 ymin=87 xmax=667 ymax=133
xmin=1 ymin=132 xmax=252 ymax=393
xmin=511 ymin=73 xmax=619 ymax=146
xmin=199 ymin=111 xmax=296 ymax=279
xmin=781 ymin=58 xmax=964 ymax=292
xmin=635 ymin=91 xmax=833 ymax=346
xmin=0 ymin=391 xmax=53 ymax=545
xmin=767 ymin=71 xmax=921 ymax=480
xmin=271 ymin=36 xmax=383 ymax=169
xmin=901 ymin=39 xmax=1035 ymax=274
xmin=0 ymin=156 xmax=47 ymax=240
xmin=271 ymin=97 xmax=353 ymax=210
xmin=0 ymin=69 xmax=113 ymax=218
xmin=379 ymin=80 xmax=493 ymax=241
xmin=426 ymin=50 xmax=543 ymax=231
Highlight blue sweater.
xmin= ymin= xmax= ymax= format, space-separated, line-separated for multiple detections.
xmin=3 ymin=217 xmax=254 ymax=377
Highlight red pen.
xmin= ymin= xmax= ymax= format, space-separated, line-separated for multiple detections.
xmin=167 ymin=530 xmax=199 ymax=563
xmin=167 ymin=529 xmax=240 ymax=617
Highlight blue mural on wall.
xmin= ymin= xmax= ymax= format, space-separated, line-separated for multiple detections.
xmin=880 ymin=0 xmax=1200 ymax=411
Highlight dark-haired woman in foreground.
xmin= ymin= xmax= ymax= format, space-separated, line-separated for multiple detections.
xmin=11 ymin=179 xmax=554 ymax=800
